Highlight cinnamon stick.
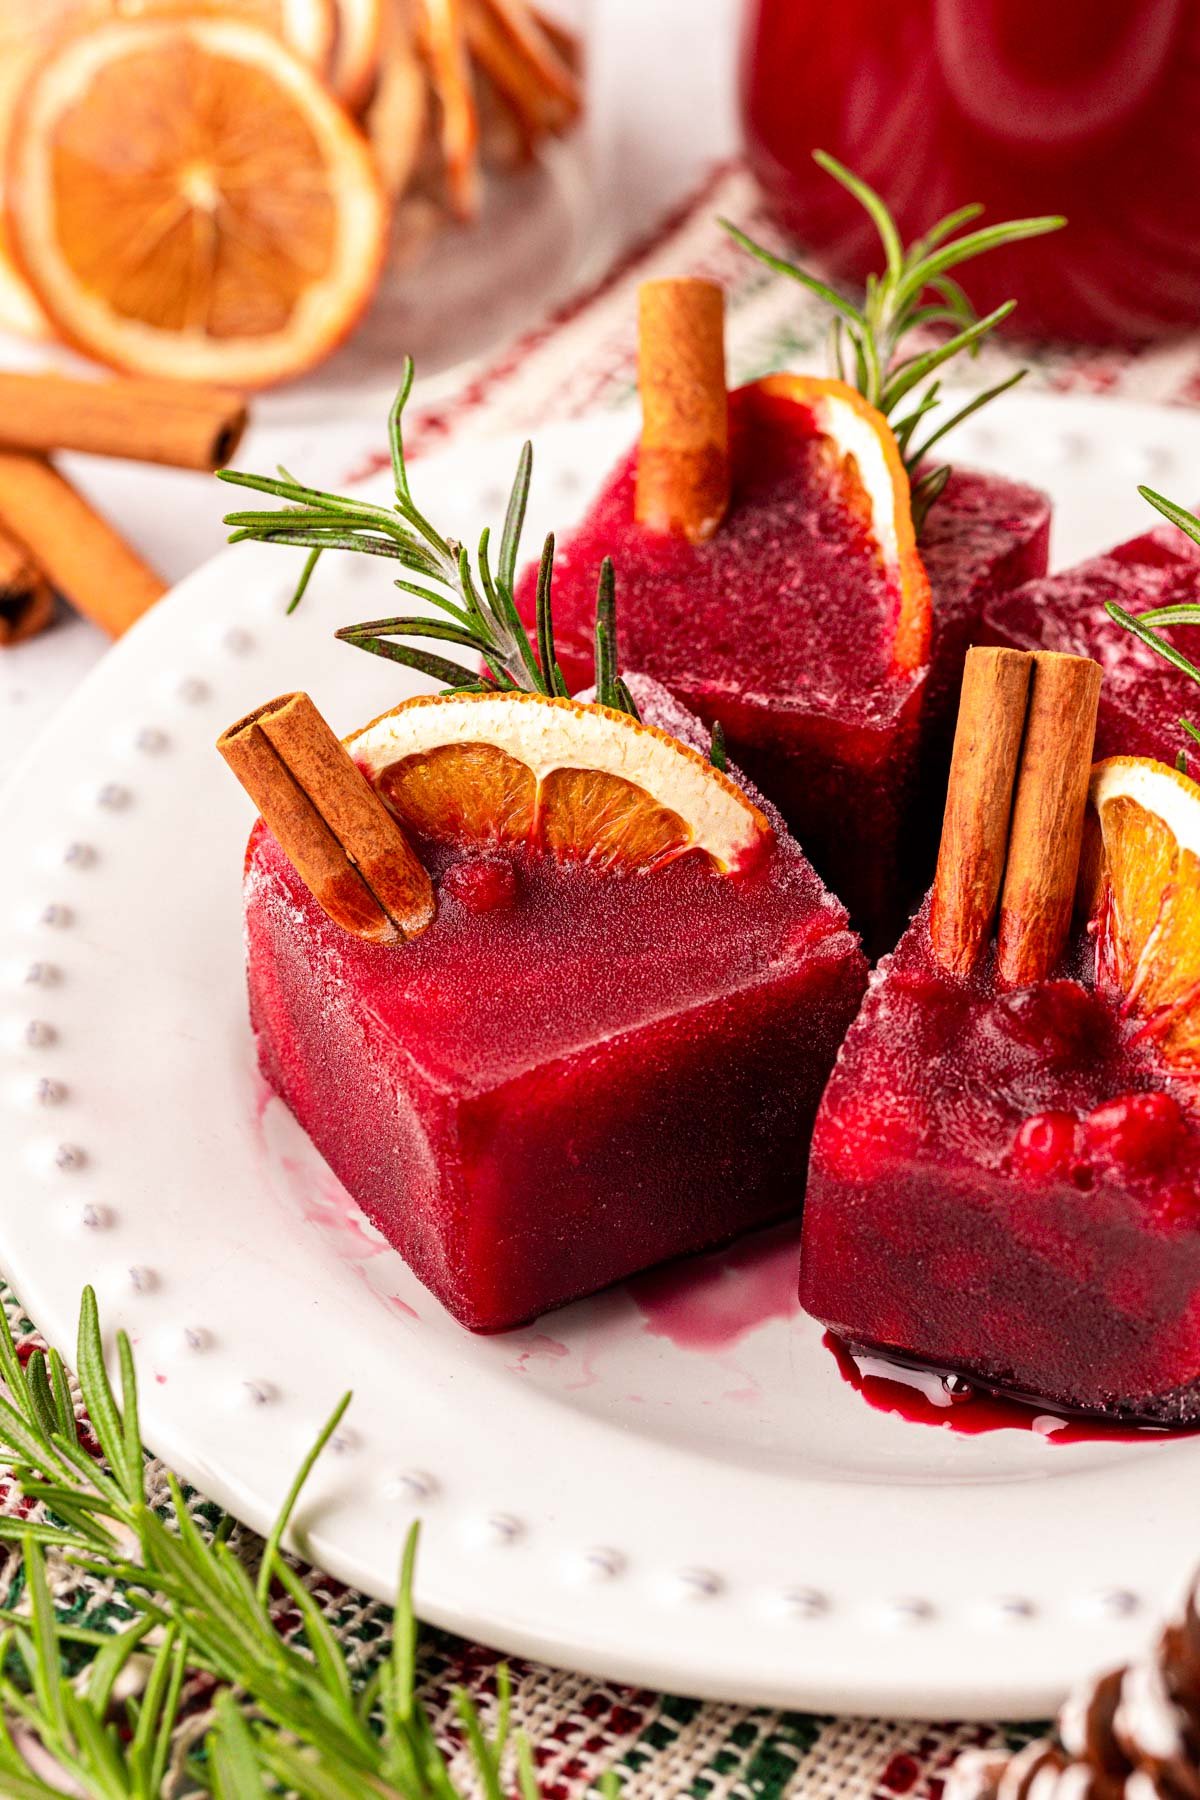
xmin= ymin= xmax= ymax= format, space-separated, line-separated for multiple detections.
xmin=0 ymin=372 xmax=247 ymax=470
xmin=996 ymin=651 xmax=1102 ymax=987
xmin=930 ymin=647 xmax=1033 ymax=975
xmin=636 ymin=278 xmax=729 ymax=544
xmin=0 ymin=523 xmax=54 ymax=648
xmin=0 ymin=452 xmax=166 ymax=637
xmin=219 ymin=692 xmax=435 ymax=944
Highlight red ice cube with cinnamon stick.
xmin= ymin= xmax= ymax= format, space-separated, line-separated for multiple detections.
xmin=984 ymin=515 xmax=1200 ymax=767
xmin=802 ymin=647 xmax=1200 ymax=1424
xmin=217 ymin=363 xmax=872 ymax=1333
xmin=243 ymin=677 xmax=868 ymax=1332
xmin=516 ymin=282 xmax=1048 ymax=948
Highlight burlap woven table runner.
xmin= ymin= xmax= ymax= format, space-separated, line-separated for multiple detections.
xmin=11 ymin=161 xmax=1198 ymax=1797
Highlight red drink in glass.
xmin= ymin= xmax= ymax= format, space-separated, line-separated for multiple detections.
xmin=742 ymin=0 xmax=1200 ymax=342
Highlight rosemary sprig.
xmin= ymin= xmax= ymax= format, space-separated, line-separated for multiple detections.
xmin=721 ymin=150 xmax=1065 ymax=528
xmin=0 ymin=1289 xmax=611 ymax=1797
xmin=1106 ymin=485 xmax=1200 ymax=773
xmin=219 ymin=357 xmax=638 ymax=720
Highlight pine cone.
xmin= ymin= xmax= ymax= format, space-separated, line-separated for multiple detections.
xmin=947 ymin=1583 xmax=1200 ymax=1800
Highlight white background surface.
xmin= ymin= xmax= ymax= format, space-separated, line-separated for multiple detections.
xmin=0 ymin=0 xmax=740 ymax=768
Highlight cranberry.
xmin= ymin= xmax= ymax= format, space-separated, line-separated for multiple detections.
xmin=441 ymin=856 xmax=518 ymax=914
xmin=816 ymin=1094 xmax=922 ymax=1180
xmin=991 ymin=983 xmax=1105 ymax=1065
xmin=1151 ymin=1184 xmax=1200 ymax=1232
xmin=1011 ymin=1111 xmax=1081 ymax=1181
xmin=1084 ymin=1092 xmax=1184 ymax=1175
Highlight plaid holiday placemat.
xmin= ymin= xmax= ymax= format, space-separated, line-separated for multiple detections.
xmin=9 ymin=160 xmax=1197 ymax=1796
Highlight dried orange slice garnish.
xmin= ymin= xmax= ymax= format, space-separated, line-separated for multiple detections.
xmin=752 ymin=374 xmax=933 ymax=677
xmin=1082 ymin=755 xmax=1200 ymax=1071
xmin=0 ymin=0 xmax=336 ymax=339
xmin=6 ymin=16 xmax=387 ymax=388
xmin=347 ymin=690 xmax=773 ymax=874
xmin=464 ymin=0 xmax=581 ymax=143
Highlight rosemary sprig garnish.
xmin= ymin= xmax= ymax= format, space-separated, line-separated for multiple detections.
xmin=219 ymin=357 xmax=638 ymax=720
xmin=1106 ymin=485 xmax=1200 ymax=773
xmin=721 ymin=150 xmax=1065 ymax=529
xmin=0 ymin=1288 xmax=610 ymax=1797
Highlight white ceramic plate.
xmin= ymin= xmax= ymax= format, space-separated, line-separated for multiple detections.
xmin=1 ymin=393 xmax=1198 ymax=1721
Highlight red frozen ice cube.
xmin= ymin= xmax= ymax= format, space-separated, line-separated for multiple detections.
xmin=517 ymin=384 xmax=1048 ymax=947
xmin=915 ymin=465 xmax=1051 ymax=802
xmin=245 ymin=677 xmax=868 ymax=1332
xmin=800 ymin=900 xmax=1200 ymax=1422
xmin=984 ymin=523 xmax=1200 ymax=766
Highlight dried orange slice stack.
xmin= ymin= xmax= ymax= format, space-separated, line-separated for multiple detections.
xmin=348 ymin=690 xmax=773 ymax=874
xmin=0 ymin=0 xmax=582 ymax=384
xmin=1082 ymin=754 xmax=1200 ymax=1070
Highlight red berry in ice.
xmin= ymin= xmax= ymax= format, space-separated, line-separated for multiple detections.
xmin=1011 ymin=1111 xmax=1081 ymax=1181
xmin=1151 ymin=1183 xmax=1200 ymax=1232
xmin=992 ymin=982 xmax=1103 ymax=1064
xmin=1084 ymin=1092 xmax=1184 ymax=1175
xmin=441 ymin=856 xmax=518 ymax=914
xmin=816 ymin=1095 xmax=922 ymax=1180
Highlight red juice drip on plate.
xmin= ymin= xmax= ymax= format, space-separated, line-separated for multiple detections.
xmin=628 ymin=1222 xmax=803 ymax=1353
xmin=822 ymin=1333 xmax=1193 ymax=1444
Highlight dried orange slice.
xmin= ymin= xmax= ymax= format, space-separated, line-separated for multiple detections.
xmin=329 ymin=0 xmax=383 ymax=110
xmin=464 ymin=0 xmax=582 ymax=143
xmin=0 ymin=1 xmax=336 ymax=82
xmin=753 ymin=374 xmax=933 ymax=677
xmin=364 ymin=0 xmax=427 ymax=196
xmin=0 ymin=0 xmax=336 ymax=339
xmin=419 ymin=0 xmax=479 ymax=219
xmin=6 ymin=16 xmax=388 ymax=388
xmin=348 ymin=690 xmax=773 ymax=874
xmin=1082 ymin=755 xmax=1200 ymax=1071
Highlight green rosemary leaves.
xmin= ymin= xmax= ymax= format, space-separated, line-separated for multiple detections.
xmin=721 ymin=150 xmax=1065 ymax=527
xmin=219 ymin=357 xmax=638 ymax=719
xmin=0 ymin=1288 xmax=552 ymax=1798
xmin=1107 ymin=486 xmax=1200 ymax=769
